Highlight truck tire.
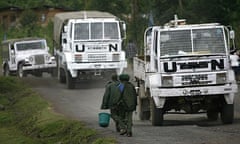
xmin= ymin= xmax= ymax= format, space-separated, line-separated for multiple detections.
xmin=3 ymin=65 xmax=10 ymax=76
xmin=137 ymin=82 xmax=150 ymax=120
xmin=17 ymin=63 xmax=26 ymax=78
xmin=138 ymin=98 xmax=150 ymax=120
xmin=150 ymin=98 xmax=164 ymax=126
xmin=59 ymin=69 xmax=66 ymax=83
xmin=221 ymin=103 xmax=234 ymax=124
xmin=66 ymin=71 xmax=76 ymax=89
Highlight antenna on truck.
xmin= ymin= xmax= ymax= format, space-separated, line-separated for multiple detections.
xmin=174 ymin=14 xmax=178 ymax=26
xmin=84 ymin=11 xmax=87 ymax=19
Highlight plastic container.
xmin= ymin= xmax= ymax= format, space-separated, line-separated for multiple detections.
xmin=98 ymin=112 xmax=110 ymax=127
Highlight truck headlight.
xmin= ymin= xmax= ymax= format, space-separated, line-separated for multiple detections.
xmin=162 ymin=76 xmax=173 ymax=87
xmin=25 ymin=58 xmax=29 ymax=63
xmin=25 ymin=56 xmax=34 ymax=64
xmin=50 ymin=56 xmax=55 ymax=61
xmin=216 ymin=73 xmax=226 ymax=84
xmin=75 ymin=54 xmax=82 ymax=62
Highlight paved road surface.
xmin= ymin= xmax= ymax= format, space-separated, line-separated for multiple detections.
xmin=21 ymin=69 xmax=240 ymax=144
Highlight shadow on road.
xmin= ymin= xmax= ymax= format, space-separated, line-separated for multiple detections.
xmin=21 ymin=74 xmax=109 ymax=89
xmin=157 ymin=116 xmax=240 ymax=127
xmin=75 ymin=79 xmax=108 ymax=89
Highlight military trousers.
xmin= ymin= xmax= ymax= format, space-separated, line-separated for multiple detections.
xmin=111 ymin=108 xmax=134 ymax=133
xmin=110 ymin=107 xmax=126 ymax=131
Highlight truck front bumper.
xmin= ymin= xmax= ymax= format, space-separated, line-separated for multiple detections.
xmin=23 ymin=63 xmax=57 ymax=71
xmin=68 ymin=61 xmax=127 ymax=70
xmin=67 ymin=61 xmax=127 ymax=77
xmin=151 ymin=84 xmax=238 ymax=97
xmin=150 ymin=84 xmax=238 ymax=108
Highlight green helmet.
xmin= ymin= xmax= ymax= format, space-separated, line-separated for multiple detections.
xmin=119 ymin=74 xmax=130 ymax=81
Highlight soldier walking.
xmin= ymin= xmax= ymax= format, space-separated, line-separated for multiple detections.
xmin=117 ymin=74 xmax=137 ymax=137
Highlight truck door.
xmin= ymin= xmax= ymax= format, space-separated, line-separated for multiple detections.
xmin=9 ymin=44 xmax=17 ymax=70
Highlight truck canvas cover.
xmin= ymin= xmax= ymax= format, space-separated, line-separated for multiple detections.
xmin=53 ymin=11 xmax=118 ymax=46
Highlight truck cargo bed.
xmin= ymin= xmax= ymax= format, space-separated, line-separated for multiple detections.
xmin=133 ymin=56 xmax=146 ymax=80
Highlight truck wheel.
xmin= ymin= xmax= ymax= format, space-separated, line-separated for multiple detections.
xmin=150 ymin=98 xmax=164 ymax=126
xmin=220 ymin=103 xmax=234 ymax=124
xmin=137 ymin=82 xmax=150 ymax=120
xmin=18 ymin=63 xmax=26 ymax=78
xmin=3 ymin=65 xmax=10 ymax=76
xmin=59 ymin=69 xmax=66 ymax=83
xmin=138 ymin=98 xmax=150 ymax=120
xmin=66 ymin=71 xmax=76 ymax=89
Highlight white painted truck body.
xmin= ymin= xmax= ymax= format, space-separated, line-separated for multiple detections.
xmin=134 ymin=17 xmax=238 ymax=126
xmin=54 ymin=11 xmax=127 ymax=89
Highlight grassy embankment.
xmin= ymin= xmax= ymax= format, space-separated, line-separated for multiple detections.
xmin=0 ymin=76 xmax=116 ymax=144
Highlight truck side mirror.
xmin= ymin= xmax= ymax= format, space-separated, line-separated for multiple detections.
xmin=63 ymin=26 xmax=68 ymax=33
xmin=11 ymin=49 xmax=14 ymax=54
xmin=120 ymin=21 xmax=126 ymax=39
xmin=230 ymin=30 xmax=235 ymax=39
xmin=122 ymin=23 xmax=126 ymax=31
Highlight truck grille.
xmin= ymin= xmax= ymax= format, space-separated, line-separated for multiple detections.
xmin=34 ymin=55 xmax=45 ymax=65
xmin=88 ymin=54 xmax=107 ymax=62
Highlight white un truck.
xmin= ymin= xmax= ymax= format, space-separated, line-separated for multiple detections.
xmin=1 ymin=38 xmax=56 ymax=77
xmin=54 ymin=11 xmax=127 ymax=89
xmin=134 ymin=16 xmax=238 ymax=126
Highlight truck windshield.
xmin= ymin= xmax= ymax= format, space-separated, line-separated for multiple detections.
xmin=74 ymin=22 xmax=119 ymax=40
xmin=160 ymin=28 xmax=226 ymax=57
xmin=16 ymin=41 xmax=46 ymax=51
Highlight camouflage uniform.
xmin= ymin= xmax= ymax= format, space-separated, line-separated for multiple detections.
xmin=100 ymin=75 xmax=125 ymax=131
xmin=118 ymin=74 xmax=137 ymax=137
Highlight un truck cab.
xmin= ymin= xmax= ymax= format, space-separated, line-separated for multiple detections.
xmin=1 ymin=38 xmax=56 ymax=77
xmin=134 ymin=16 xmax=238 ymax=126
xmin=54 ymin=11 xmax=127 ymax=89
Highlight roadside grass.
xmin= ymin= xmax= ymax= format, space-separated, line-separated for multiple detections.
xmin=0 ymin=76 xmax=116 ymax=144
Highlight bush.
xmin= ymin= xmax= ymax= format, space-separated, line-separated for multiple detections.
xmin=19 ymin=9 xmax=38 ymax=28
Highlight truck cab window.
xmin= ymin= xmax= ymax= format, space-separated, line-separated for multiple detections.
xmin=91 ymin=23 xmax=103 ymax=39
xmin=104 ymin=22 xmax=119 ymax=39
xmin=74 ymin=23 xmax=89 ymax=40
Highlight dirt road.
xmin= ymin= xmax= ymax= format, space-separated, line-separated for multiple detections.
xmin=21 ymin=70 xmax=240 ymax=144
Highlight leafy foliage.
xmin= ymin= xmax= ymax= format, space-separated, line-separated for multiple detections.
xmin=1 ymin=0 xmax=240 ymax=53
xmin=19 ymin=9 xmax=38 ymax=28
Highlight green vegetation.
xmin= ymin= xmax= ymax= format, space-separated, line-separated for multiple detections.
xmin=0 ymin=22 xmax=54 ymax=53
xmin=0 ymin=76 xmax=116 ymax=144
xmin=1 ymin=0 xmax=240 ymax=54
